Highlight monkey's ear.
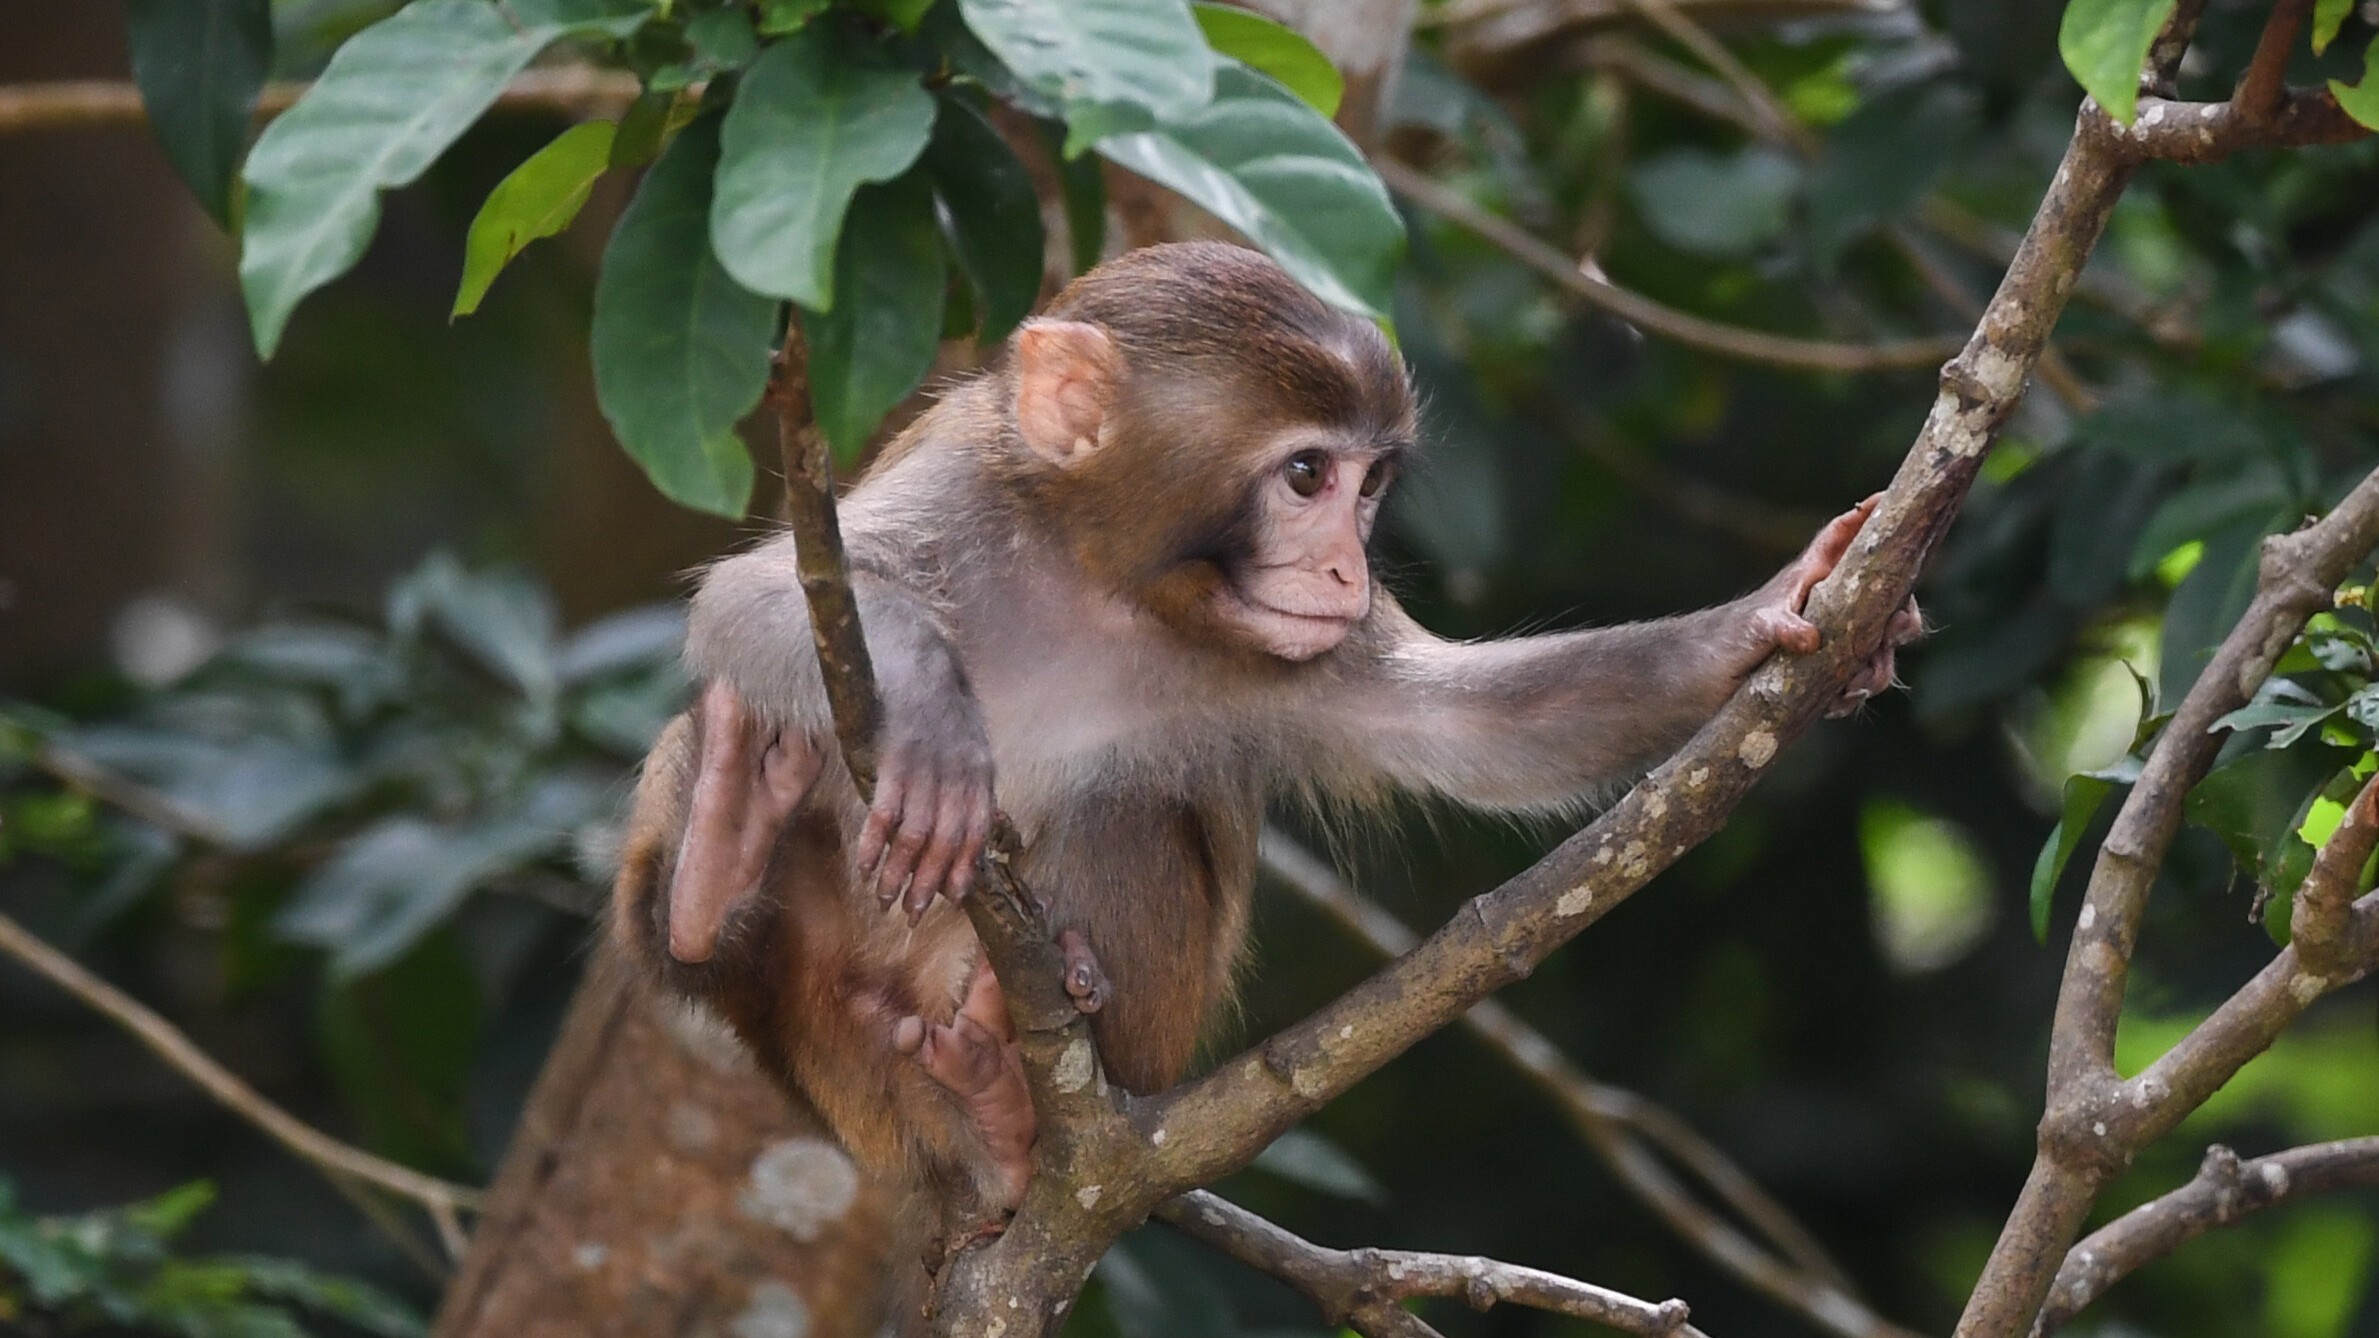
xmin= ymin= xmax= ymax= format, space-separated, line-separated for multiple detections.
xmin=1014 ymin=319 xmax=1122 ymax=467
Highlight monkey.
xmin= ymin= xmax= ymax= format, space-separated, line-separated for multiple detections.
xmin=612 ymin=240 xmax=1922 ymax=1218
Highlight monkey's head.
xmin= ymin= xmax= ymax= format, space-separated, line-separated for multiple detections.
xmin=1002 ymin=242 xmax=1416 ymax=662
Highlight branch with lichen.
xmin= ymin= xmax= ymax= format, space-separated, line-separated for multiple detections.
xmin=1157 ymin=1190 xmax=1708 ymax=1338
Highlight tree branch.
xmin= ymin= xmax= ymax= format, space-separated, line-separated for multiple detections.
xmin=2035 ymin=1139 xmax=2379 ymax=1334
xmin=2234 ymin=0 xmax=2314 ymax=122
xmin=1373 ymin=156 xmax=1961 ymax=374
xmin=1157 ymin=1191 xmax=1706 ymax=1338
xmin=0 ymin=68 xmax=641 ymax=135
xmin=0 ymin=909 xmax=485 ymax=1237
xmin=2101 ymin=91 xmax=2370 ymax=165
xmin=1258 ymin=833 xmax=1924 ymax=1338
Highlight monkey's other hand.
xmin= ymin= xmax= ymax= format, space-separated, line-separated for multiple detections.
xmin=858 ymin=693 xmax=996 ymax=921
xmin=1056 ymin=929 xmax=1109 ymax=1015
xmin=667 ymin=680 xmax=826 ymax=964
xmin=893 ymin=959 xmax=1035 ymax=1209
xmin=1732 ymin=495 xmax=1923 ymax=713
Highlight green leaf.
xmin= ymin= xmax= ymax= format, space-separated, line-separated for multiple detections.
xmin=2126 ymin=461 xmax=2292 ymax=580
xmin=1629 ymin=145 xmax=1799 ymax=259
xmin=592 ymin=116 xmax=775 ymax=517
xmin=277 ymin=773 xmax=608 ymax=978
xmin=958 ymin=0 xmax=1216 ymax=156
xmin=1191 ymin=4 xmax=1341 ymax=118
xmin=126 ymin=0 xmax=273 ymax=226
xmin=452 ymin=120 xmax=615 ymax=318
xmin=1804 ymin=80 xmax=1977 ymax=263
xmin=2058 ymin=0 xmax=2177 ymax=124
xmin=2331 ymin=44 xmax=2379 ymax=131
xmin=609 ymin=88 xmax=681 ymax=169
xmin=1250 ymin=1127 xmax=1388 ymax=1204
xmin=684 ymin=6 xmax=758 ymax=68
xmin=798 ymin=172 xmax=948 ymax=463
xmin=238 ymin=0 xmax=646 ymax=356
xmin=1054 ymin=121 xmax=1108 ymax=274
xmin=1097 ymin=61 xmax=1403 ymax=320
xmin=2312 ymin=0 xmax=2353 ymax=54
xmin=925 ymin=97 xmax=1045 ymax=343
xmin=2214 ymin=680 xmax=2343 ymax=749
xmin=2185 ymin=744 xmax=2351 ymax=895
xmin=2029 ymin=763 xmax=2132 ymax=941
xmin=711 ymin=26 xmax=936 ymax=308
xmin=223 ymin=1257 xmax=426 ymax=1338
xmin=757 ymin=0 xmax=831 ymax=34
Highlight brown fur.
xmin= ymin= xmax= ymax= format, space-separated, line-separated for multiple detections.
xmin=612 ymin=241 xmax=1871 ymax=1211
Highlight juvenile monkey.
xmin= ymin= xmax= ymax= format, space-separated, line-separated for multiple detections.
xmin=614 ymin=241 xmax=1920 ymax=1212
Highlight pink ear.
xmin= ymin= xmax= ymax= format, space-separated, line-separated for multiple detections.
xmin=1014 ymin=320 xmax=1121 ymax=466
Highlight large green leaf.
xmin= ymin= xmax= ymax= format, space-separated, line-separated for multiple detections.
xmin=2058 ymin=0 xmax=2176 ymax=124
xmin=2332 ymin=44 xmax=2379 ymax=131
xmin=711 ymin=26 xmax=936 ymax=308
xmin=958 ymin=0 xmax=1214 ymax=155
xmin=1097 ymin=61 xmax=1403 ymax=320
xmin=798 ymin=172 xmax=947 ymax=463
xmin=592 ymin=117 xmax=776 ymax=518
xmin=126 ymin=0 xmax=273 ymax=226
xmin=925 ymin=97 xmax=1045 ymax=344
xmin=453 ymin=120 xmax=616 ymax=318
xmin=239 ymin=0 xmax=648 ymax=356
xmin=1191 ymin=4 xmax=1341 ymax=118
xmin=1804 ymin=80 xmax=1977 ymax=264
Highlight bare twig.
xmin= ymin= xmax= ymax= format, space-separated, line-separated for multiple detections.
xmin=0 ymin=68 xmax=641 ymax=136
xmin=2290 ymin=770 xmax=2379 ymax=972
xmin=1158 ymin=1190 xmax=1708 ymax=1338
xmin=0 ymin=910 xmax=486 ymax=1235
xmin=1259 ymin=833 xmax=1923 ymax=1338
xmin=2235 ymin=0 xmax=2314 ymax=121
xmin=1376 ymin=157 xmax=1960 ymax=373
xmin=2035 ymin=1139 xmax=2379 ymax=1333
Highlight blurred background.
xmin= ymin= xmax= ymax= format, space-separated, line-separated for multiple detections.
xmin=3 ymin=1 xmax=2377 ymax=1335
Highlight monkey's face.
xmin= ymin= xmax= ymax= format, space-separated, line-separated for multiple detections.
xmin=1214 ymin=437 xmax=1398 ymax=661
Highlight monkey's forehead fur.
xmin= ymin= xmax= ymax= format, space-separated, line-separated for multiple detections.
xmin=1041 ymin=242 xmax=1416 ymax=447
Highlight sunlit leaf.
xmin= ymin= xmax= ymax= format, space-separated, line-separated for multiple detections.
xmin=711 ymin=25 xmax=936 ymax=308
xmin=958 ymin=0 xmax=1214 ymax=156
xmin=2058 ymin=0 xmax=2177 ymax=124
xmin=126 ymin=0 xmax=273 ymax=226
xmin=239 ymin=0 xmax=648 ymax=355
xmin=2331 ymin=44 xmax=2379 ymax=131
xmin=798 ymin=172 xmax=947 ymax=462
xmin=2312 ymin=0 xmax=2353 ymax=53
xmin=1097 ymin=61 xmax=1403 ymax=320
xmin=1191 ymin=4 xmax=1341 ymax=118
xmin=592 ymin=116 xmax=775 ymax=518
xmin=453 ymin=119 xmax=616 ymax=318
xmin=925 ymin=96 xmax=1045 ymax=343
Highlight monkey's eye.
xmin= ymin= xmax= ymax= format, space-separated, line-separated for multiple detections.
xmin=1359 ymin=459 xmax=1393 ymax=498
xmin=1283 ymin=450 xmax=1329 ymax=498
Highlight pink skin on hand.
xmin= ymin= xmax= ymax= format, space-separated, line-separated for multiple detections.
xmin=1740 ymin=494 xmax=1924 ymax=716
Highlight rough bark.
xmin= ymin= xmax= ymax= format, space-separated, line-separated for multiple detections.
xmin=433 ymin=951 xmax=901 ymax=1338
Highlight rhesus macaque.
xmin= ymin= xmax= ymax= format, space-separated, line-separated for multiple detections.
xmin=614 ymin=241 xmax=1919 ymax=1214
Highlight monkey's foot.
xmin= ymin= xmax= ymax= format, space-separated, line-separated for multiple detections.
xmin=894 ymin=960 xmax=1036 ymax=1209
xmin=1057 ymin=929 xmax=1109 ymax=1015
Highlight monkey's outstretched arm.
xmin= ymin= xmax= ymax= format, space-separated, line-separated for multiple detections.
xmin=680 ymin=542 xmax=996 ymax=932
xmin=1312 ymin=500 xmax=1920 ymax=814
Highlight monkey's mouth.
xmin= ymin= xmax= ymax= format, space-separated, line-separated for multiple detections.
xmin=1215 ymin=582 xmax=1363 ymax=660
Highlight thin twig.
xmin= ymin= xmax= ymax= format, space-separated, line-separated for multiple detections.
xmin=1259 ymin=833 xmax=1922 ymax=1338
xmin=1158 ymin=1190 xmax=1708 ymax=1338
xmin=1376 ymin=157 xmax=1960 ymax=374
xmin=0 ymin=910 xmax=486 ymax=1227
xmin=2290 ymin=769 xmax=2379 ymax=972
xmin=2235 ymin=0 xmax=2314 ymax=121
xmin=0 ymin=68 xmax=641 ymax=135
xmin=2035 ymin=1139 xmax=2379 ymax=1333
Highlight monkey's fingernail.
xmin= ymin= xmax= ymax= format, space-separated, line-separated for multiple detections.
xmin=893 ymin=1016 xmax=925 ymax=1053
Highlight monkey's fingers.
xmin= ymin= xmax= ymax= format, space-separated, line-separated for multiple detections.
xmin=855 ymin=766 xmax=910 ymax=888
xmin=1888 ymin=596 xmax=1925 ymax=647
xmin=1747 ymin=603 xmax=1822 ymax=657
xmin=1056 ymin=929 xmax=1109 ymax=1015
xmin=950 ymin=795 xmax=993 ymax=900
xmin=904 ymin=780 xmax=980 ymax=920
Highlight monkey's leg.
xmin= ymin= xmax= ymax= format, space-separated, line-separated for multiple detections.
xmin=669 ymin=680 xmax=822 ymax=962
xmin=892 ymin=959 xmax=1035 ymax=1209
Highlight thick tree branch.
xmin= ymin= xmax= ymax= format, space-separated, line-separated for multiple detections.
xmin=0 ymin=68 xmax=640 ymax=135
xmin=1157 ymin=1191 xmax=1706 ymax=1338
xmin=1258 ymin=833 xmax=1922 ymax=1338
xmin=0 ymin=910 xmax=485 ymax=1234
xmin=2035 ymin=1139 xmax=2379 ymax=1333
xmin=1374 ymin=157 xmax=1961 ymax=374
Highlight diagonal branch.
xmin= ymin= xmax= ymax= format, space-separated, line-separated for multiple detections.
xmin=1258 ymin=832 xmax=1922 ymax=1338
xmin=0 ymin=910 xmax=485 ymax=1234
xmin=1373 ymin=157 xmax=1961 ymax=374
xmin=0 ymin=69 xmax=640 ymax=135
xmin=1157 ymin=1190 xmax=1706 ymax=1338
xmin=2035 ymin=1139 xmax=2379 ymax=1334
